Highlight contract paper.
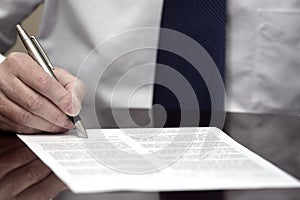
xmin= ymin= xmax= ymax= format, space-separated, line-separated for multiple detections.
xmin=18 ymin=127 xmax=300 ymax=193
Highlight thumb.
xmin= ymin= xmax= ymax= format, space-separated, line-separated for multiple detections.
xmin=54 ymin=68 xmax=86 ymax=116
xmin=67 ymin=79 xmax=86 ymax=116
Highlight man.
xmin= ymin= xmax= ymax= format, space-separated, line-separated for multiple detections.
xmin=2 ymin=0 xmax=300 ymax=132
xmin=0 ymin=1 xmax=165 ymax=199
xmin=1 ymin=0 xmax=300 ymax=199
xmin=0 ymin=0 xmax=163 ymax=132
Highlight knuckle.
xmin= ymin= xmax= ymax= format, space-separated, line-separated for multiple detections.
xmin=24 ymin=167 xmax=39 ymax=183
xmin=59 ymin=91 xmax=72 ymax=108
xmin=26 ymin=94 xmax=41 ymax=112
xmin=18 ymin=111 xmax=32 ymax=125
xmin=6 ymin=52 xmax=20 ymax=65
xmin=4 ymin=55 xmax=19 ymax=73
xmin=0 ymin=105 xmax=9 ymax=116
xmin=19 ymin=148 xmax=35 ymax=163
xmin=14 ymin=125 xmax=32 ymax=134
xmin=5 ymin=52 xmax=27 ymax=69
xmin=36 ymin=75 xmax=50 ymax=88
xmin=51 ymin=112 xmax=67 ymax=127
xmin=48 ymin=124 xmax=63 ymax=132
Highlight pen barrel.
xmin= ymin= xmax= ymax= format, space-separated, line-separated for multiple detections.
xmin=20 ymin=37 xmax=58 ymax=81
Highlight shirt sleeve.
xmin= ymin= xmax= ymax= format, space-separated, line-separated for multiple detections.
xmin=0 ymin=0 xmax=42 ymax=54
xmin=0 ymin=53 xmax=5 ymax=64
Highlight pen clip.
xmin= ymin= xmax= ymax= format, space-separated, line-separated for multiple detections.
xmin=30 ymin=36 xmax=55 ymax=71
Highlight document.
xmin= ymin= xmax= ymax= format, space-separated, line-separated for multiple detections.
xmin=18 ymin=127 xmax=300 ymax=193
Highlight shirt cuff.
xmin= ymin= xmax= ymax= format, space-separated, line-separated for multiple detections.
xmin=0 ymin=53 xmax=6 ymax=64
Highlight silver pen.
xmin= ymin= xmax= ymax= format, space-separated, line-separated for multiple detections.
xmin=16 ymin=24 xmax=88 ymax=138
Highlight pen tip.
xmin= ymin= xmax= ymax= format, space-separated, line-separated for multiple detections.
xmin=75 ymin=121 xmax=88 ymax=138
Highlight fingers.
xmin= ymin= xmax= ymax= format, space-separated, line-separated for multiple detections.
xmin=10 ymin=55 xmax=74 ymax=116
xmin=3 ymin=52 xmax=83 ymax=116
xmin=1 ymin=77 xmax=74 ymax=130
xmin=55 ymin=68 xmax=86 ymax=116
xmin=0 ymin=146 xmax=36 ymax=179
xmin=0 ymin=92 xmax=69 ymax=133
xmin=16 ymin=173 xmax=67 ymax=200
xmin=0 ymin=159 xmax=51 ymax=197
xmin=0 ymin=138 xmax=65 ymax=200
xmin=0 ymin=52 xmax=86 ymax=133
xmin=0 ymin=112 xmax=41 ymax=134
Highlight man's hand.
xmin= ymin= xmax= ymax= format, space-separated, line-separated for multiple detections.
xmin=0 ymin=135 xmax=67 ymax=200
xmin=0 ymin=52 xmax=86 ymax=134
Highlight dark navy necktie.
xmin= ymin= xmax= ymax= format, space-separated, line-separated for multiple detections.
xmin=153 ymin=0 xmax=226 ymax=126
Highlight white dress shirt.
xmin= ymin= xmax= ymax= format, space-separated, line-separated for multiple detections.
xmin=226 ymin=0 xmax=300 ymax=115
xmin=1 ymin=0 xmax=300 ymax=121
xmin=1 ymin=1 xmax=300 ymax=200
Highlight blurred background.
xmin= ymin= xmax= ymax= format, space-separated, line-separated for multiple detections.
xmin=6 ymin=4 xmax=43 ymax=55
